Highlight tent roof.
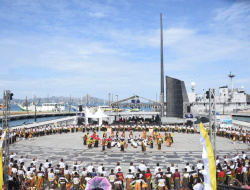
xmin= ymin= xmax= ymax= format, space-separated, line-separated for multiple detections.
xmin=85 ymin=107 xmax=95 ymax=118
xmin=93 ymin=107 xmax=109 ymax=118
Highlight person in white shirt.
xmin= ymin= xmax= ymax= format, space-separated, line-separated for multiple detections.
xmin=73 ymin=161 xmax=83 ymax=171
xmin=29 ymin=163 xmax=36 ymax=173
xmin=11 ymin=164 xmax=18 ymax=178
xmin=129 ymin=162 xmax=136 ymax=175
xmin=185 ymin=163 xmax=191 ymax=172
xmin=242 ymin=151 xmax=246 ymax=159
xmin=224 ymin=155 xmax=228 ymax=163
xmin=48 ymin=168 xmax=55 ymax=188
xmin=10 ymin=152 xmax=17 ymax=159
xmin=98 ymin=163 xmax=104 ymax=175
xmin=100 ymin=167 xmax=107 ymax=177
xmin=138 ymin=161 xmax=147 ymax=175
xmin=44 ymin=159 xmax=53 ymax=169
xmin=26 ymin=167 xmax=34 ymax=179
xmin=233 ymin=154 xmax=239 ymax=163
xmin=197 ymin=160 xmax=204 ymax=170
xmin=72 ymin=174 xmax=80 ymax=190
xmin=154 ymin=163 xmax=161 ymax=176
xmin=18 ymin=155 xmax=27 ymax=164
xmin=81 ymin=167 xmax=88 ymax=177
xmin=114 ymin=162 xmax=121 ymax=174
xmin=31 ymin=157 xmax=38 ymax=166
xmin=59 ymin=159 xmax=65 ymax=170
xmin=87 ymin=163 xmax=94 ymax=173
xmin=193 ymin=178 xmax=204 ymax=190
xmin=170 ymin=163 xmax=176 ymax=174
xmin=216 ymin=156 xmax=220 ymax=166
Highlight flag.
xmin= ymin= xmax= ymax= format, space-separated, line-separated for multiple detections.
xmin=0 ymin=129 xmax=8 ymax=188
xmin=199 ymin=123 xmax=217 ymax=189
xmin=0 ymin=148 xmax=3 ymax=188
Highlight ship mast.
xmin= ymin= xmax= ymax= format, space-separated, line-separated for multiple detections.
xmin=228 ymin=71 xmax=235 ymax=91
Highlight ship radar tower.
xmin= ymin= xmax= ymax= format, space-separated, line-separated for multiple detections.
xmin=228 ymin=71 xmax=235 ymax=91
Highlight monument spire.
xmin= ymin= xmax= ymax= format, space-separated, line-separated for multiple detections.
xmin=160 ymin=13 xmax=164 ymax=117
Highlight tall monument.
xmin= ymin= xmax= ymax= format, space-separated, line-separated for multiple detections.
xmin=160 ymin=13 xmax=164 ymax=117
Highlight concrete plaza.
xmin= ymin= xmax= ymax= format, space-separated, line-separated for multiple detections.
xmin=10 ymin=130 xmax=249 ymax=175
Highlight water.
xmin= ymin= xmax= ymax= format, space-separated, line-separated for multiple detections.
xmin=233 ymin=116 xmax=250 ymax=123
xmin=0 ymin=116 xmax=69 ymax=128
xmin=0 ymin=104 xmax=152 ymax=128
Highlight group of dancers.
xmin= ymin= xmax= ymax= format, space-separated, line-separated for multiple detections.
xmin=82 ymin=130 xmax=174 ymax=152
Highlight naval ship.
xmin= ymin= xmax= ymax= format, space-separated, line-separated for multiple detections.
xmin=187 ymin=72 xmax=250 ymax=114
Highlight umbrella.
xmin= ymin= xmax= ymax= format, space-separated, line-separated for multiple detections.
xmin=86 ymin=176 xmax=111 ymax=190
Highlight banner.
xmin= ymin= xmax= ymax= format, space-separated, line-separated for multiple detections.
xmin=199 ymin=123 xmax=217 ymax=189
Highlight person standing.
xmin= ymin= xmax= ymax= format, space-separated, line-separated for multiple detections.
xmin=173 ymin=169 xmax=180 ymax=190
xmin=57 ymin=171 xmax=69 ymax=190
xmin=48 ymin=168 xmax=55 ymax=188
xmin=114 ymin=162 xmax=121 ymax=174
xmin=182 ymin=168 xmax=189 ymax=189
xmin=59 ymin=159 xmax=65 ymax=175
xmin=130 ymin=173 xmax=147 ymax=190
xmin=72 ymin=173 xmax=80 ymax=190
xmin=102 ymin=138 xmax=106 ymax=151
xmin=141 ymin=140 xmax=146 ymax=152
xmin=138 ymin=161 xmax=147 ymax=177
xmin=114 ymin=175 xmax=123 ymax=190
xmin=157 ymin=138 xmax=162 ymax=150
xmin=126 ymin=169 xmax=134 ymax=190
xmin=87 ymin=163 xmax=94 ymax=173
xmin=36 ymin=167 xmax=45 ymax=190
xmin=157 ymin=172 xmax=166 ymax=190
xmin=109 ymin=169 xmax=116 ymax=190
xmin=165 ymin=168 xmax=172 ymax=190
xmin=154 ymin=163 xmax=161 ymax=176
xmin=129 ymin=162 xmax=136 ymax=175
xmin=98 ymin=163 xmax=104 ymax=176
xmin=64 ymin=165 xmax=71 ymax=182
xmin=144 ymin=168 xmax=152 ymax=190
xmin=120 ymin=140 xmax=125 ymax=152
xmin=107 ymin=136 xmax=112 ymax=149
xmin=80 ymin=167 xmax=87 ymax=188
xmin=150 ymin=138 xmax=154 ymax=148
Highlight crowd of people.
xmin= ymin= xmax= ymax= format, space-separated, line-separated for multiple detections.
xmin=7 ymin=153 xmax=208 ymax=190
xmin=7 ymin=150 xmax=250 ymax=190
xmin=215 ymin=151 xmax=250 ymax=188
xmin=2 ymin=123 xmax=250 ymax=189
xmin=3 ymin=123 xmax=250 ymax=145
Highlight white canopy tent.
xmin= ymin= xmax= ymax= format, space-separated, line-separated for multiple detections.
xmin=93 ymin=108 xmax=109 ymax=126
xmin=85 ymin=107 xmax=95 ymax=125
xmin=85 ymin=107 xmax=109 ymax=126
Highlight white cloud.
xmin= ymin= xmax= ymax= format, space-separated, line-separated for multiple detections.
xmin=0 ymin=0 xmax=250 ymax=98
xmin=88 ymin=12 xmax=107 ymax=18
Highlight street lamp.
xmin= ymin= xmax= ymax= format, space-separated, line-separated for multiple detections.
xmin=116 ymin=95 xmax=118 ymax=123
xmin=33 ymin=97 xmax=40 ymax=123
xmin=108 ymin=93 xmax=111 ymax=106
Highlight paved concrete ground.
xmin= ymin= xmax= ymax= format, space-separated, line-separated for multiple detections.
xmin=10 ymin=130 xmax=249 ymax=176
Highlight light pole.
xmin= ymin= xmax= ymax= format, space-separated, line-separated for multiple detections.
xmin=108 ymin=93 xmax=111 ymax=107
xmin=33 ymin=97 xmax=40 ymax=123
xmin=116 ymin=95 xmax=118 ymax=123
xmin=68 ymin=94 xmax=72 ymax=114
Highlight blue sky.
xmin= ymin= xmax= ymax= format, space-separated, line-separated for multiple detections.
xmin=0 ymin=0 xmax=249 ymax=100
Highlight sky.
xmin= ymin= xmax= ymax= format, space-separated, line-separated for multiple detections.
xmin=0 ymin=0 xmax=250 ymax=101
